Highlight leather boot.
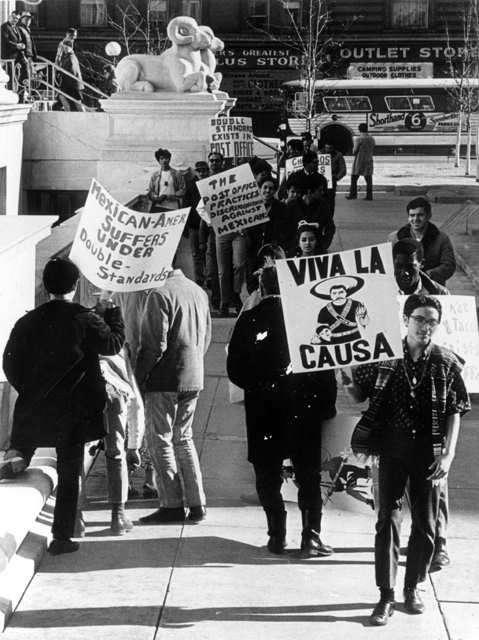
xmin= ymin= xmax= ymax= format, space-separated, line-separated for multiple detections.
xmin=265 ymin=509 xmax=287 ymax=554
xmin=300 ymin=509 xmax=333 ymax=557
xmin=111 ymin=503 xmax=134 ymax=535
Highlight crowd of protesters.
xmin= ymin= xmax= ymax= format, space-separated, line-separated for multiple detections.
xmin=0 ymin=128 xmax=470 ymax=629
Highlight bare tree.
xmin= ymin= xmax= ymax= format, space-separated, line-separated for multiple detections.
xmin=107 ymin=0 xmax=168 ymax=56
xmin=246 ymin=1 xmax=360 ymax=133
xmin=445 ymin=0 xmax=479 ymax=173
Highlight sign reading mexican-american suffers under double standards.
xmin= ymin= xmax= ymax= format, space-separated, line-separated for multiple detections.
xmin=70 ymin=180 xmax=188 ymax=292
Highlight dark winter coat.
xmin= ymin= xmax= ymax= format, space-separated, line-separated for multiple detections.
xmin=3 ymin=300 xmax=125 ymax=449
xmin=391 ymin=222 xmax=456 ymax=285
xmin=227 ymin=296 xmax=337 ymax=463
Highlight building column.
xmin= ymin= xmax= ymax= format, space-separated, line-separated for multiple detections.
xmin=0 ymin=1 xmax=16 ymax=26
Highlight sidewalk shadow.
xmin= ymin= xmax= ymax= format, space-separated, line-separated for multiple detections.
xmin=161 ymin=602 xmax=373 ymax=627
xmin=7 ymin=603 xmax=373 ymax=629
xmin=33 ymin=536 xmax=374 ymax=573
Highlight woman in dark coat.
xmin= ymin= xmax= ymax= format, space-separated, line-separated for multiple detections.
xmin=227 ymin=267 xmax=337 ymax=557
xmin=2 ymin=258 xmax=124 ymax=554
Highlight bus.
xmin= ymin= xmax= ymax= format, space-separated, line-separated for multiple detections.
xmin=282 ymin=78 xmax=479 ymax=153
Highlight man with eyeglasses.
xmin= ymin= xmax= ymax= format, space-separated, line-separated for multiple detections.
xmin=343 ymin=294 xmax=469 ymax=627
xmin=392 ymin=237 xmax=452 ymax=573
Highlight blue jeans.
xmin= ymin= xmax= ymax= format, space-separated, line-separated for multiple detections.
xmin=145 ymin=391 xmax=206 ymax=508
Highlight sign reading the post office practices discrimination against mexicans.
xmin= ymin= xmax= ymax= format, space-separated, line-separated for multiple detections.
xmin=196 ymin=163 xmax=268 ymax=237
xmin=399 ymin=295 xmax=479 ymax=393
xmin=209 ymin=117 xmax=254 ymax=159
xmin=69 ymin=180 xmax=188 ymax=292
xmin=276 ymin=243 xmax=403 ymax=373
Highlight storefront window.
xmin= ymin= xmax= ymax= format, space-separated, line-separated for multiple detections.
xmin=80 ymin=0 xmax=107 ymax=26
xmin=390 ymin=0 xmax=429 ymax=29
xmin=149 ymin=0 xmax=168 ymax=24
xmin=248 ymin=0 xmax=270 ymax=30
xmin=182 ymin=0 xmax=202 ymax=21
xmin=282 ymin=1 xmax=302 ymax=26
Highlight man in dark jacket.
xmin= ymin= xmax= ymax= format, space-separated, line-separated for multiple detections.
xmin=1 ymin=11 xmax=25 ymax=91
xmin=227 ymin=266 xmax=337 ymax=557
xmin=2 ymin=258 xmax=124 ymax=555
xmin=389 ymin=197 xmax=456 ymax=286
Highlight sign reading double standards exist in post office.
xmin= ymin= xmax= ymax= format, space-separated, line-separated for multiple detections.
xmin=196 ymin=163 xmax=268 ymax=237
xmin=276 ymin=242 xmax=403 ymax=373
xmin=69 ymin=179 xmax=188 ymax=292
xmin=398 ymin=294 xmax=479 ymax=393
xmin=209 ymin=117 xmax=254 ymax=159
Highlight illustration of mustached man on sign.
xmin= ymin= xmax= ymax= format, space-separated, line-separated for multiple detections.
xmin=275 ymin=242 xmax=403 ymax=372
xmin=311 ymin=276 xmax=369 ymax=345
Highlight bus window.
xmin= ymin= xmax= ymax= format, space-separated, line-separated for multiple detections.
xmin=385 ymin=96 xmax=411 ymax=111
xmin=385 ymin=95 xmax=435 ymax=111
xmin=347 ymin=96 xmax=372 ymax=111
xmin=323 ymin=96 xmax=349 ymax=111
xmin=323 ymin=95 xmax=371 ymax=112
xmin=411 ymin=95 xmax=434 ymax=111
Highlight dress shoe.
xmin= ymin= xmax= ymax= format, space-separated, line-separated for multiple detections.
xmin=370 ymin=599 xmax=395 ymax=626
xmin=48 ymin=538 xmax=80 ymax=555
xmin=430 ymin=540 xmax=450 ymax=572
xmin=300 ymin=531 xmax=333 ymax=557
xmin=0 ymin=455 xmax=27 ymax=480
xmin=139 ymin=507 xmax=186 ymax=524
xmin=187 ymin=506 xmax=207 ymax=523
xmin=404 ymin=587 xmax=425 ymax=614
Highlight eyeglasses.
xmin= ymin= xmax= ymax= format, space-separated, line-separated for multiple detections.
xmin=409 ymin=315 xmax=439 ymax=328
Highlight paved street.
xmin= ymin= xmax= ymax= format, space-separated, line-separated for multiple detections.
xmin=2 ymin=191 xmax=478 ymax=640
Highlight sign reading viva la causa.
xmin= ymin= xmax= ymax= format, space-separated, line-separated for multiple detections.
xmin=276 ymin=243 xmax=403 ymax=373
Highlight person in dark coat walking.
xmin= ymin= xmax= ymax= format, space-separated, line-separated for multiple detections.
xmin=227 ymin=267 xmax=337 ymax=557
xmin=346 ymin=123 xmax=375 ymax=200
xmin=1 ymin=258 xmax=125 ymax=555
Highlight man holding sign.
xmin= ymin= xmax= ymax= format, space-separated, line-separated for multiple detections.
xmin=345 ymin=294 xmax=470 ymax=626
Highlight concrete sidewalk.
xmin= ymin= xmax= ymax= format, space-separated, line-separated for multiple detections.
xmin=2 ymin=190 xmax=479 ymax=639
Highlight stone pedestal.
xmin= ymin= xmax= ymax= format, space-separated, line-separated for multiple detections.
xmin=97 ymin=90 xmax=235 ymax=203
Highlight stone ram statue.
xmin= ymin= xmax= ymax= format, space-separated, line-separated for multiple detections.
xmin=115 ymin=16 xmax=224 ymax=93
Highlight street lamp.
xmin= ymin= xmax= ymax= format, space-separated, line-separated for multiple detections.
xmin=105 ymin=41 xmax=121 ymax=66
